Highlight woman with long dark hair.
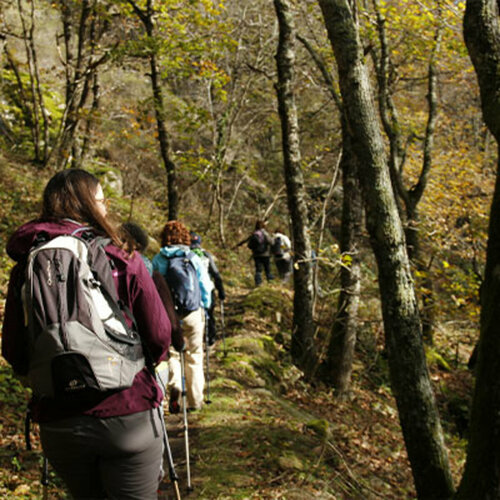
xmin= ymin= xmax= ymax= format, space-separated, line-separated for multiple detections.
xmin=2 ymin=169 xmax=171 ymax=499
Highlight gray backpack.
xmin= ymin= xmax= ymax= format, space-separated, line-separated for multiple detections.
xmin=22 ymin=229 xmax=145 ymax=400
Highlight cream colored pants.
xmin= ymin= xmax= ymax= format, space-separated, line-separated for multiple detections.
xmin=168 ymin=307 xmax=206 ymax=409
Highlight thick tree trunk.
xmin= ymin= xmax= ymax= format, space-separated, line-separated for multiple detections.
xmin=458 ymin=154 xmax=500 ymax=498
xmin=318 ymin=1 xmax=454 ymax=497
xmin=273 ymin=0 xmax=316 ymax=373
xmin=457 ymin=1 xmax=500 ymax=496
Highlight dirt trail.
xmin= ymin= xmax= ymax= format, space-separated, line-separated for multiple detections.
xmin=157 ymin=289 xmax=244 ymax=498
xmin=158 ymin=412 xmax=194 ymax=499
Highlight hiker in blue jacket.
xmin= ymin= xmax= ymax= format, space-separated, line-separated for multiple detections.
xmin=153 ymin=221 xmax=213 ymax=412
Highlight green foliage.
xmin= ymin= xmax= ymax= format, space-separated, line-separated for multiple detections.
xmin=425 ymin=346 xmax=452 ymax=372
xmin=305 ymin=418 xmax=331 ymax=440
xmin=0 ymin=68 xmax=63 ymax=155
xmin=241 ymin=285 xmax=292 ymax=317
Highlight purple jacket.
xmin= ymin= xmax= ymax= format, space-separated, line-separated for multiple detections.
xmin=2 ymin=219 xmax=171 ymax=422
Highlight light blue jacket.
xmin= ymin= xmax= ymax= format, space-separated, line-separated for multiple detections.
xmin=152 ymin=244 xmax=213 ymax=309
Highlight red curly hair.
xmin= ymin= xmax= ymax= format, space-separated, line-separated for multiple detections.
xmin=160 ymin=220 xmax=191 ymax=246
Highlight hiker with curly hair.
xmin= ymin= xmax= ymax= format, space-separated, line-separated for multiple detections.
xmin=152 ymin=220 xmax=213 ymax=412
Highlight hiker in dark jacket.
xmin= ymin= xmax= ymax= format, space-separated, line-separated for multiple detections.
xmin=238 ymin=220 xmax=274 ymax=286
xmin=121 ymin=221 xmax=184 ymax=354
xmin=190 ymin=231 xmax=225 ymax=345
xmin=2 ymin=169 xmax=171 ymax=499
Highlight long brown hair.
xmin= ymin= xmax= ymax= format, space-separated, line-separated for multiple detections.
xmin=41 ymin=169 xmax=123 ymax=248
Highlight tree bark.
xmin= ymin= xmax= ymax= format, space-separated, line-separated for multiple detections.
xmin=273 ymin=0 xmax=316 ymax=373
xmin=457 ymin=0 xmax=500 ymax=496
xmin=297 ymin=34 xmax=363 ymax=395
xmin=325 ymin=124 xmax=362 ymax=397
xmin=128 ymin=0 xmax=179 ymax=220
xmin=317 ymin=1 xmax=454 ymax=497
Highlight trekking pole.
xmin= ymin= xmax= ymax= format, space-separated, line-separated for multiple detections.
xmin=220 ymin=300 xmax=227 ymax=358
xmin=154 ymin=366 xmax=181 ymax=499
xmin=157 ymin=406 xmax=181 ymax=500
xmin=180 ymin=350 xmax=193 ymax=492
xmin=204 ymin=310 xmax=212 ymax=405
xmin=42 ymin=456 xmax=49 ymax=500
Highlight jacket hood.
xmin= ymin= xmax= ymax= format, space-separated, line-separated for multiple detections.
xmin=6 ymin=219 xmax=86 ymax=262
xmin=158 ymin=245 xmax=191 ymax=259
xmin=6 ymin=219 xmax=128 ymax=265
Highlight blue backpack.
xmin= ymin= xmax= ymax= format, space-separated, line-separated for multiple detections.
xmin=164 ymin=254 xmax=201 ymax=316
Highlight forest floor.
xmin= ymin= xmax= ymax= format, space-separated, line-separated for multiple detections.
xmin=0 ymin=281 xmax=474 ymax=499
xmin=153 ymin=284 xmax=473 ymax=500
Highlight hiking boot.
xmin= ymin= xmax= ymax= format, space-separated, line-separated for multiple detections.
xmin=168 ymin=388 xmax=181 ymax=414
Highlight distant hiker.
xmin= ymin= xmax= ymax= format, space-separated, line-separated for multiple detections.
xmin=121 ymin=221 xmax=184 ymax=369
xmin=152 ymin=221 xmax=213 ymax=412
xmin=190 ymin=231 xmax=226 ymax=346
xmin=2 ymin=169 xmax=171 ymax=499
xmin=237 ymin=220 xmax=274 ymax=286
xmin=271 ymin=228 xmax=292 ymax=282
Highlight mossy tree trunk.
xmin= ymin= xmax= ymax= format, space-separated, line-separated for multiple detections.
xmin=457 ymin=0 xmax=500 ymax=496
xmin=317 ymin=1 xmax=454 ymax=497
xmin=273 ymin=0 xmax=316 ymax=373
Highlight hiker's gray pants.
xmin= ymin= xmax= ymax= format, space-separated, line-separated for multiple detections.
xmin=40 ymin=408 xmax=164 ymax=499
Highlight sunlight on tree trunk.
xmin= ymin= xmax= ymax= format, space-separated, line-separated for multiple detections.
xmin=318 ymin=0 xmax=454 ymax=496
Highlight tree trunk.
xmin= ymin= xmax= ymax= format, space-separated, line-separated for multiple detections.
xmin=371 ymin=0 xmax=442 ymax=344
xmin=273 ymin=0 xmax=316 ymax=373
xmin=15 ymin=0 xmax=49 ymax=164
xmin=149 ymin=50 xmax=179 ymax=220
xmin=297 ymin=33 xmax=362 ymax=394
xmin=128 ymin=0 xmax=179 ymax=220
xmin=457 ymin=1 xmax=500 ymax=496
xmin=317 ymin=1 xmax=454 ymax=497
xmin=325 ymin=124 xmax=362 ymax=397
